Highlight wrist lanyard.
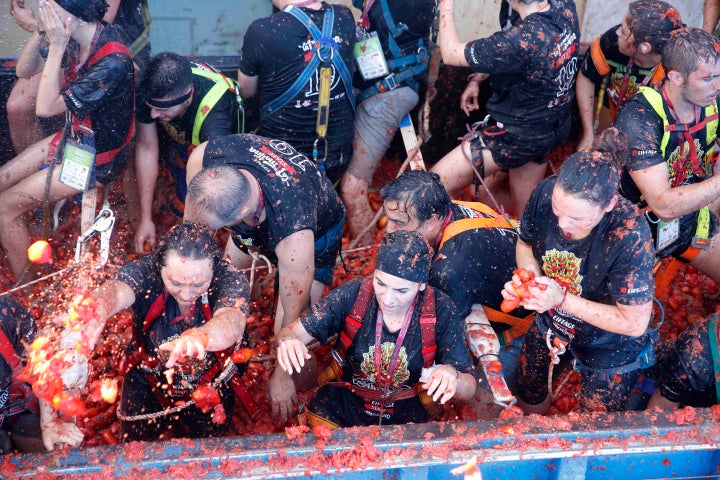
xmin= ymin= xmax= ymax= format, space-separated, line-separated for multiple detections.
xmin=373 ymin=297 xmax=416 ymax=400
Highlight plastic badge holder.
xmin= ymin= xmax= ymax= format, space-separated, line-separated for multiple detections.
xmin=59 ymin=139 xmax=95 ymax=191
xmin=354 ymin=31 xmax=389 ymax=80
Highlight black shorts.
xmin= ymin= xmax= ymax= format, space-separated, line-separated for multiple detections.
xmin=307 ymin=384 xmax=428 ymax=428
xmin=469 ymin=116 xmax=571 ymax=171
xmin=656 ymin=315 xmax=718 ymax=407
xmin=120 ymin=367 xmax=234 ymax=442
xmin=516 ymin=319 xmax=648 ymax=412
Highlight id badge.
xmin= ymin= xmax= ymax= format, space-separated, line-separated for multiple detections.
xmin=354 ymin=31 xmax=389 ymax=80
xmin=656 ymin=218 xmax=679 ymax=251
xmin=59 ymin=139 xmax=95 ymax=191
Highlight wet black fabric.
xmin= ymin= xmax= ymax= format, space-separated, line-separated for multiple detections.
xmin=517 ymin=320 xmax=646 ymax=410
xmin=464 ymin=0 xmax=579 ymax=139
xmin=429 ymin=203 xmax=527 ymax=319
xmin=119 ymin=367 xmax=233 ymax=442
xmin=515 ymin=177 xmax=655 ymax=411
xmin=116 ymin=254 xmax=248 ymax=399
xmin=203 ymin=134 xmax=345 ymax=262
xmin=656 ymin=315 xmax=718 ymax=407
xmin=60 ymin=24 xmax=134 ymax=184
xmin=240 ymin=2 xmax=355 ymax=174
xmin=353 ymin=0 xmax=436 ymax=91
xmin=136 ymin=63 xmax=239 ymax=145
xmin=113 ymin=0 xmax=151 ymax=65
xmin=581 ymin=27 xmax=660 ymax=110
xmin=301 ymin=278 xmax=476 ymax=427
xmin=615 ymin=91 xmax=720 ymax=258
xmin=0 ymin=300 xmax=35 ymax=424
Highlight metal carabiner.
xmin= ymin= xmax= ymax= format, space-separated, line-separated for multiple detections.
xmin=75 ymin=207 xmax=115 ymax=265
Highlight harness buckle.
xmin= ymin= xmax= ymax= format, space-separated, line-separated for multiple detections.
xmin=383 ymin=73 xmax=397 ymax=91
xmin=330 ymin=348 xmax=346 ymax=367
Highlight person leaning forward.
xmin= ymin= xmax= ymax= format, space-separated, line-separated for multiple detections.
xmin=275 ymin=230 xmax=477 ymax=428
xmin=615 ymin=27 xmax=720 ymax=285
xmin=183 ymin=133 xmax=345 ymax=421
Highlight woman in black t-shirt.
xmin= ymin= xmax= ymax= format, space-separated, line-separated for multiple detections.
xmin=502 ymin=129 xmax=656 ymax=414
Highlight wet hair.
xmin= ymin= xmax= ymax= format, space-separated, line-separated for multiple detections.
xmin=375 ymin=230 xmax=432 ymax=283
xmin=556 ymin=128 xmax=627 ymax=208
xmin=140 ymin=52 xmax=193 ymax=100
xmin=156 ymin=222 xmax=222 ymax=269
xmin=56 ymin=0 xmax=108 ymax=23
xmin=627 ymin=1 xmax=684 ymax=55
xmin=379 ymin=171 xmax=451 ymax=224
xmin=185 ymin=166 xmax=251 ymax=228
xmin=662 ymin=27 xmax=720 ymax=79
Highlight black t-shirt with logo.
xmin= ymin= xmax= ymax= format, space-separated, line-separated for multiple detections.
xmin=239 ymin=3 xmax=356 ymax=170
xmin=464 ymin=0 xmax=580 ymax=137
xmin=519 ymin=177 xmax=654 ymax=364
xmin=202 ymin=134 xmax=345 ymax=260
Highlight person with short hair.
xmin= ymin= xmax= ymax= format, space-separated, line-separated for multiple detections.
xmin=430 ymin=0 xmax=580 ymax=218
xmin=275 ymin=230 xmax=477 ymax=428
xmin=133 ymin=52 xmax=241 ymax=253
xmin=0 ymin=0 xmax=135 ymax=282
xmin=239 ymin=0 xmax=356 ymax=183
xmin=183 ymin=133 xmax=345 ymax=421
xmin=505 ymin=129 xmax=656 ymax=414
xmin=575 ymin=1 xmax=683 ymax=151
xmin=615 ymin=27 xmax=720 ymax=284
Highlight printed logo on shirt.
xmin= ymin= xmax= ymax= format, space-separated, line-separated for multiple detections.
xmin=161 ymin=122 xmax=187 ymax=145
xmin=542 ymin=248 xmax=582 ymax=296
xmin=360 ymin=342 xmax=410 ymax=390
xmin=666 ymin=139 xmax=711 ymax=187
xmin=630 ymin=148 xmax=660 ymax=157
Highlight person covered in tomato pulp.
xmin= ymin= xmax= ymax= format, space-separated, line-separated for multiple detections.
xmin=648 ymin=312 xmax=720 ymax=410
xmin=239 ymin=0 xmax=356 ymax=183
xmin=431 ymin=0 xmax=580 ymax=218
xmin=78 ymin=223 xmax=249 ymax=442
xmin=575 ymin=0 xmax=683 ymax=151
xmin=615 ymin=27 xmax=720 ymax=286
xmin=0 ymin=298 xmax=85 ymax=453
xmin=183 ymin=133 xmax=345 ymax=422
xmin=503 ymin=128 xmax=656 ymax=414
xmin=275 ymin=230 xmax=478 ymax=428
xmin=0 ymin=0 xmax=134 ymax=283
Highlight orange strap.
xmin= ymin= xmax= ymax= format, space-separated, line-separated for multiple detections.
xmin=482 ymin=306 xmax=534 ymax=340
xmin=590 ymin=37 xmax=611 ymax=76
xmin=438 ymin=201 xmax=518 ymax=251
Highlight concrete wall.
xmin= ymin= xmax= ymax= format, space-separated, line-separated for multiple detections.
xmin=0 ymin=1 xmax=705 ymax=58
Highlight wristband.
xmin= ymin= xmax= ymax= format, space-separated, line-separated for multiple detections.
xmin=181 ymin=328 xmax=209 ymax=348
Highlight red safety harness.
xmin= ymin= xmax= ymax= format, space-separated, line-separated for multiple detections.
xmin=50 ymin=40 xmax=135 ymax=167
xmin=317 ymin=277 xmax=438 ymax=406
xmin=124 ymin=291 xmax=259 ymax=419
xmin=0 ymin=329 xmax=37 ymax=421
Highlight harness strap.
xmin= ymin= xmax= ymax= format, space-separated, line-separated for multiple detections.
xmin=419 ymin=286 xmax=436 ymax=367
xmin=708 ymin=315 xmax=720 ymax=402
xmin=482 ymin=306 xmax=534 ymax=344
xmin=438 ymin=201 xmax=518 ymax=251
xmin=677 ymin=206 xmax=712 ymax=262
xmin=356 ymin=0 xmax=428 ymax=103
xmin=261 ymin=5 xmax=355 ymax=118
xmin=572 ymin=341 xmax=656 ymax=381
xmin=327 ymin=380 xmax=422 ymax=403
xmin=75 ymin=41 xmax=135 ymax=167
xmin=128 ymin=0 xmax=152 ymax=57
xmin=190 ymin=66 xmax=243 ymax=146
xmin=589 ymin=37 xmax=610 ymax=76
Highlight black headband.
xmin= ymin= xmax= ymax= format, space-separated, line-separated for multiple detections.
xmin=56 ymin=0 xmax=107 ymax=23
xmin=375 ymin=231 xmax=431 ymax=283
xmin=146 ymin=89 xmax=193 ymax=110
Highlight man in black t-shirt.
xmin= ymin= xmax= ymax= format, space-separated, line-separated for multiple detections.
xmin=183 ymin=133 xmax=345 ymax=418
xmin=431 ymin=0 xmax=579 ymax=218
xmin=615 ymin=28 xmax=720 ymax=283
xmin=239 ymin=0 xmax=356 ymax=183
xmin=133 ymin=52 xmax=240 ymax=253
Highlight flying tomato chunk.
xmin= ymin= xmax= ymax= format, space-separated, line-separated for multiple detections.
xmin=27 ymin=240 xmax=53 ymax=264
